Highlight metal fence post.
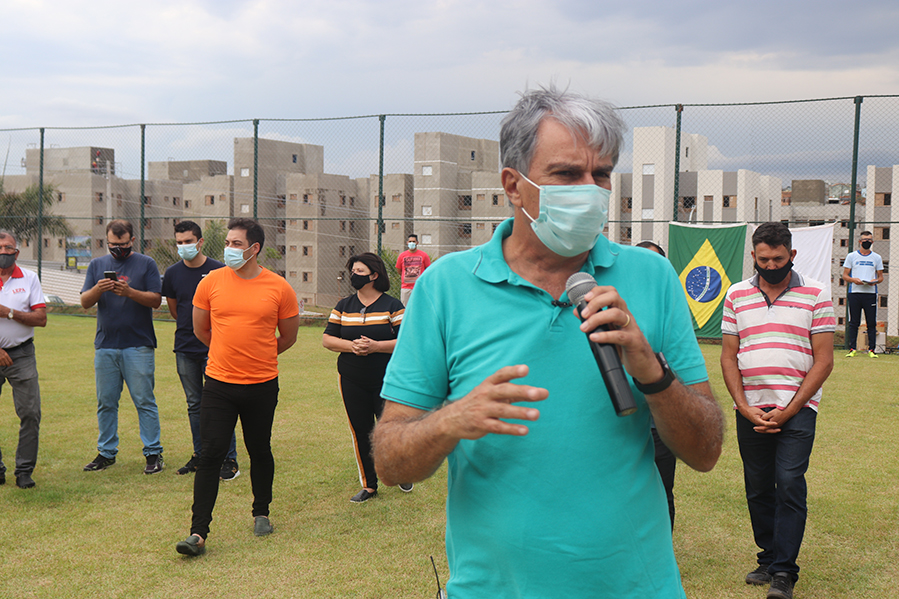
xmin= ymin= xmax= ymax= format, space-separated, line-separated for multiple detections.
xmin=140 ymin=124 xmax=146 ymax=253
xmin=253 ymin=119 xmax=259 ymax=219
xmin=844 ymin=96 xmax=864 ymax=346
xmin=377 ymin=115 xmax=386 ymax=255
xmin=673 ymin=104 xmax=683 ymax=223
xmin=38 ymin=128 xmax=44 ymax=280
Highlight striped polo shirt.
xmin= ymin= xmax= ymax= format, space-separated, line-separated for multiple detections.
xmin=722 ymin=270 xmax=835 ymax=411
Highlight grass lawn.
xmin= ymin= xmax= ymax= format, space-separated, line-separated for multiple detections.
xmin=0 ymin=315 xmax=896 ymax=598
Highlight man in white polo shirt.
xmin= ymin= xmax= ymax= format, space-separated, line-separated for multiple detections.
xmin=0 ymin=230 xmax=47 ymax=489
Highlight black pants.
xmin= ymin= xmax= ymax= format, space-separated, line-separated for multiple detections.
xmin=190 ymin=376 xmax=279 ymax=538
xmin=652 ymin=427 xmax=676 ymax=529
xmin=847 ymin=292 xmax=877 ymax=351
xmin=338 ymin=373 xmax=385 ymax=490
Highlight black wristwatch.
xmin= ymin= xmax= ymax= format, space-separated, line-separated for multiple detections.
xmin=633 ymin=352 xmax=676 ymax=395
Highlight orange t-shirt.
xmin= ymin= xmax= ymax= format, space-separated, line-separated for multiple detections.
xmin=193 ymin=267 xmax=299 ymax=384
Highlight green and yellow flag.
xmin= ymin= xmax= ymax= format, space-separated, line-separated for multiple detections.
xmin=668 ymin=223 xmax=747 ymax=338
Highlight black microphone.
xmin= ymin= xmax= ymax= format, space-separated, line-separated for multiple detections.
xmin=565 ymin=272 xmax=638 ymax=417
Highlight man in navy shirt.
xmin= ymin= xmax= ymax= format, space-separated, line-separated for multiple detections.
xmin=81 ymin=220 xmax=165 ymax=475
xmin=162 ymin=221 xmax=240 ymax=480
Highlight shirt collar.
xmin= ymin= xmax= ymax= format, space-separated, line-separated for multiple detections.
xmin=472 ymin=218 xmax=619 ymax=285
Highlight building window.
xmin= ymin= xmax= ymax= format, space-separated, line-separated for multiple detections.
xmin=471 ymin=151 xmax=476 ymax=161
xmin=340 ymin=221 xmax=346 ymax=232
xmin=349 ymin=221 xmax=355 ymax=232
xmin=289 ymin=271 xmax=297 ymax=278
xmin=880 ymin=296 xmax=888 ymax=308
xmin=723 ymin=195 xmax=736 ymax=208
xmin=422 ymin=165 xmax=432 ymax=176
xmin=458 ymin=195 xmax=472 ymax=211
xmin=392 ymin=194 xmax=402 ymax=202
xmin=422 ymin=206 xmax=432 ymax=216
xmin=391 ymin=222 xmax=400 ymax=229
xmin=879 ymin=227 xmax=890 ymax=240
xmin=492 ymin=194 xmax=503 ymax=206
xmin=241 ymin=168 xmax=250 ymax=177
xmin=303 ymin=194 xmax=311 ymax=205
xmin=292 ymin=154 xmax=298 ymax=164
xmin=682 ymin=197 xmax=696 ymax=210
xmin=241 ymin=204 xmax=250 ymax=214
xmin=172 ymin=197 xmax=180 ymax=206
xmin=840 ymin=238 xmax=848 ymax=247
xmin=302 ymin=272 xmax=310 ymax=282
xmin=184 ymin=200 xmax=191 ymax=209
xmin=339 ymin=246 xmax=346 ymax=257
xmin=459 ymin=223 xmax=471 ymax=238
xmin=349 ymin=196 xmax=355 ymax=206
xmin=205 ymin=195 xmax=215 ymax=206
xmin=840 ymin=219 xmax=849 ymax=228
xmin=622 ymin=197 xmax=632 ymax=213
xmin=838 ymin=316 xmax=845 ymax=326
xmin=339 ymin=195 xmax=346 ymax=206
xmin=277 ymin=196 xmax=286 ymax=208
xmin=278 ymin=245 xmax=285 ymax=256
xmin=839 ymin=278 xmax=845 ymax=286
xmin=143 ymin=196 xmax=151 ymax=206
xmin=476 ymin=222 xmax=485 ymax=230
xmin=44 ymin=238 xmax=49 ymax=248
xmin=58 ymin=238 xmax=64 ymax=248
xmin=875 ymin=192 xmax=892 ymax=206
xmin=838 ymin=297 xmax=845 ymax=306
xmin=302 ymin=246 xmax=310 ymax=256
xmin=290 ymin=194 xmax=297 ymax=201
xmin=303 ymin=220 xmax=311 ymax=231
xmin=57 ymin=192 xmax=65 ymax=202
xmin=476 ymin=194 xmax=485 ymax=202
xmin=277 ymin=220 xmax=286 ymax=234
xmin=145 ymin=219 xmax=152 ymax=229
xmin=96 ymin=192 xmax=104 ymax=203
xmin=642 ymin=164 xmax=654 ymax=175
xmin=96 ymin=217 xmax=103 ymax=225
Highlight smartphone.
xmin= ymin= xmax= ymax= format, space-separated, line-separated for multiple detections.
xmin=104 ymin=271 xmax=118 ymax=281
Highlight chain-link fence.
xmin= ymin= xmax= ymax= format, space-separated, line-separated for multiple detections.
xmin=2 ymin=96 xmax=898 ymax=333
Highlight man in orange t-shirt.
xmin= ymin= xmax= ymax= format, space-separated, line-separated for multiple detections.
xmin=175 ymin=218 xmax=300 ymax=557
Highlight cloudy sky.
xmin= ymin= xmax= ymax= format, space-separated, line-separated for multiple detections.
xmin=2 ymin=0 xmax=898 ymax=180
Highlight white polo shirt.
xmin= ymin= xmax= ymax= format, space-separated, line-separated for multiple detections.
xmin=0 ymin=266 xmax=45 ymax=348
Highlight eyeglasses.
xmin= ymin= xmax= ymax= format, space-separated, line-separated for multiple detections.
xmin=0 ymin=245 xmax=18 ymax=253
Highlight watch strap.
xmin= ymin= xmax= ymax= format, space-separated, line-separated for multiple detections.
xmin=634 ymin=352 xmax=675 ymax=395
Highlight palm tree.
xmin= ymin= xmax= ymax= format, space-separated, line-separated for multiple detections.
xmin=0 ymin=183 xmax=72 ymax=242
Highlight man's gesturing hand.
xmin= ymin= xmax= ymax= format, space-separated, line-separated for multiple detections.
xmin=441 ymin=364 xmax=547 ymax=440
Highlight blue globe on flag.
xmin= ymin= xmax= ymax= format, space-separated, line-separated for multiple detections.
xmin=684 ymin=266 xmax=722 ymax=303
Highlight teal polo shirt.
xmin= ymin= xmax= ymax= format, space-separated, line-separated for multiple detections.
xmin=382 ymin=219 xmax=707 ymax=599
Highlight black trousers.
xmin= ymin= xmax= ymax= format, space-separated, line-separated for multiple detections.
xmin=652 ymin=427 xmax=676 ymax=529
xmin=847 ymin=292 xmax=877 ymax=351
xmin=338 ymin=373 xmax=385 ymax=490
xmin=190 ymin=376 xmax=279 ymax=538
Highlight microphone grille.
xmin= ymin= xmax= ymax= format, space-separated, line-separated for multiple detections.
xmin=565 ymin=272 xmax=596 ymax=305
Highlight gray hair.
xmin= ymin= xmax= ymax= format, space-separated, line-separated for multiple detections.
xmin=0 ymin=230 xmax=18 ymax=246
xmin=500 ymin=84 xmax=626 ymax=175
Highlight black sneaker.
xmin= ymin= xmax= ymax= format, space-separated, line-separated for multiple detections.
xmin=84 ymin=454 xmax=116 ymax=471
xmin=144 ymin=454 xmax=165 ymax=475
xmin=177 ymin=454 xmax=200 ymax=475
xmin=746 ymin=564 xmax=772 ymax=585
xmin=767 ymin=573 xmax=794 ymax=599
xmin=220 ymin=458 xmax=240 ymax=481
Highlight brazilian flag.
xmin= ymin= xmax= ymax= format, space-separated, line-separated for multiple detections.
xmin=668 ymin=223 xmax=747 ymax=338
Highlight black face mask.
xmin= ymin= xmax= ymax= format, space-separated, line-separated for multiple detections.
xmin=350 ymin=273 xmax=372 ymax=290
xmin=754 ymin=260 xmax=793 ymax=285
xmin=0 ymin=253 xmax=16 ymax=269
xmin=861 ymin=240 xmax=872 ymax=250
xmin=109 ymin=246 xmax=132 ymax=261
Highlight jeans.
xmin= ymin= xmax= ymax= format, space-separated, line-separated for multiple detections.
xmin=190 ymin=376 xmax=279 ymax=538
xmin=175 ymin=352 xmax=237 ymax=460
xmin=846 ymin=292 xmax=877 ymax=351
xmin=0 ymin=342 xmax=41 ymax=476
xmin=94 ymin=347 xmax=163 ymax=458
xmin=736 ymin=408 xmax=817 ymax=583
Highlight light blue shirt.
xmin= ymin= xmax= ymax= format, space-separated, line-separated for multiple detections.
xmin=382 ymin=219 xmax=707 ymax=598
xmin=843 ymin=250 xmax=883 ymax=294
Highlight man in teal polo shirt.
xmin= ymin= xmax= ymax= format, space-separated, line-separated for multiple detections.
xmin=372 ymin=85 xmax=724 ymax=598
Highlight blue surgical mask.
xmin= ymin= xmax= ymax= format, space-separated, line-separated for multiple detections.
xmin=177 ymin=243 xmax=199 ymax=261
xmin=408 ymin=242 xmax=416 ymax=251
xmin=223 ymin=244 xmax=255 ymax=270
xmin=519 ymin=173 xmax=610 ymax=257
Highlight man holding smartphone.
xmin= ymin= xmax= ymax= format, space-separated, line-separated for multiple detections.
xmin=81 ymin=220 xmax=165 ymax=474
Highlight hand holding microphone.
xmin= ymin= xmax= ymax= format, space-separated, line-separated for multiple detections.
xmin=565 ymin=273 xmax=638 ymax=417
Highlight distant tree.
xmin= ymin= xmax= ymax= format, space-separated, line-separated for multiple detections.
xmin=147 ymin=238 xmax=179 ymax=272
xmin=0 ymin=183 xmax=72 ymax=243
xmin=201 ymin=220 xmax=226 ymax=263
xmin=379 ymin=248 xmax=402 ymax=301
xmin=258 ymin=247 xmax=282 ymax=271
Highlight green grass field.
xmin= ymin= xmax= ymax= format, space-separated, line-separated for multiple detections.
xmin=0 ymin=315 xmax=896 ymax=598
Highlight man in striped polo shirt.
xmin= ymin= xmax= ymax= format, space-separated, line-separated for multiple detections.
xmin=721 ymin=222 xmax=835 ymax=599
